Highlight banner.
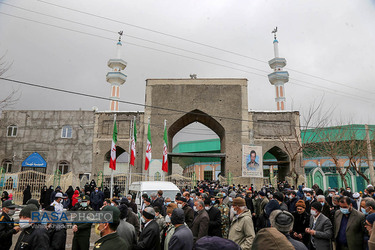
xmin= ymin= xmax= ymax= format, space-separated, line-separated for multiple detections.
xmin=242 ymin=145 xmax=263 ymax=177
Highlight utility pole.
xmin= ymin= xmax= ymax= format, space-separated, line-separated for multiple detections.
xmin=365 ymin=124 xmax=375 ymax=186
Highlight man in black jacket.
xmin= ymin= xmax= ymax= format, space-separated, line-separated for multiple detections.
xmin=168 ymin=208 xmax=193 ymax=250
xmin=0 ymin=200 xmax=21 ymax=250
xmin=14 ymin=204 xmax=50 ymax=250
xmin=204 ymin=199 xmax=222 ymax=237
xmin=134 ymin=207 xmax=160 ymax=250
xmin=176 ymin=196 xmax=194 ymax=228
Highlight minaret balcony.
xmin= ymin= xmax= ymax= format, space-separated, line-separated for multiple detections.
xmin=268 ymin=57 xmax=287 ymax=69
xmin=268 ymin=71 xmax=289 ymax=84
xmin=107 ymin=59 xmax=127 ymax=70
xmin=106 ymin=72 xmax=127 ymax=84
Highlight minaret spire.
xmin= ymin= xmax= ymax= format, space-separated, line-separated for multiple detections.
xmin=106 ymin=31 xmax=127 ymax=111
xmin=268 ymin=27 xmax=289 ymax=111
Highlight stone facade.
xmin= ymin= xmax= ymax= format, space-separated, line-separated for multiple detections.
xmin=0 ymin=110 xmax=94 ymax=176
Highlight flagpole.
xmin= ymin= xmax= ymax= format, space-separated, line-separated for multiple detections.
xmin=110 ymin=113 xmax=116 ymax=200
xmin=127 ymin=119 xmax=133 ymax=194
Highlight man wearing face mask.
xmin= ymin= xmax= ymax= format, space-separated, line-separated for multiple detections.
xmin=0 ymin=200 xmax=21 ymax=250
xmin=134 ymin=207 xmax=160 ymax=250
xmin=326 ymin=189 xmax=336 ymax=207
xmin=190 ymin=199 xmax=209 ymax=243
xmin=14 ymin=204 xmax=50 ymax=250
xmin=361 ymin=197 xmax=375 ymax=216
xmin=49 ymin=192 xmax=67 ymax=250
xmin=305 ymin=202 xmax=333 ymax=250
xmin=203 ymin=198 xmax=222 ymax=237
xmin=94 ymin=205 xmax=128 ymax=249
xmin=304 ymin=190 xmax=315 ymax=214
xmin=316 ymin=195 xmax=331 ymax=218
xmin=168 ymin=208 xmax=193 ymax=250
xmin=334 ymin=196 xmax=365 ymax=250
xmin=72 ymin=195 xmax=93 ymax=250
xmin=175 ymin=197 xmax=194 ymax=228
xmin=228 ymin=197 xmax=255 ymax=249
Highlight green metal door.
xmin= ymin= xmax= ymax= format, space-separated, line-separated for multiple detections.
xmin=314 ymin=171 xmax=324 ymax=190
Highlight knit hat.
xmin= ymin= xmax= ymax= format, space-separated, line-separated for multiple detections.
xmin=171 ymin=208 xmax=185 ymax=225
xmin=269 ymin=210 xmax=294 ymax=233
xmin=367 ymin=213 xmax=375 ymax=225
xmin=143 ymin=207 xmax=155 ymax=220
xmin=26 ymin=199 xmax=40 ymax=210
xmin=311 ymin=201 xmax=322 ymax=212
xmin=252 ymin=227 xmax=294 ymax=250
xmin=19 ymin=204 xmax=38 ymax=218
xmin=295 ymin=200 xmax=306 ymax=209
xmin=232 ymin=197 xmax=246 ymax=207
xmin=102 ymin=205 xmax=121 ymax=223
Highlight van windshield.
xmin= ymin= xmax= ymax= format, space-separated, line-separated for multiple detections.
xmin=142 ymin=190 xmax=179 ymax=201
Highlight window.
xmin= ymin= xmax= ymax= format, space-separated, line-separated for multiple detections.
xmin=1 ymin=160 xmax=12 ymax=173
xmin=155 ymin=172 xmax=161 ymax=181
xmin=61 ymin=125 xmax=72 ymax=138
xmin=7 ymin=125 xmax=17 ymax=137
xmin=58 ymin=161 xmax=70 ymax=174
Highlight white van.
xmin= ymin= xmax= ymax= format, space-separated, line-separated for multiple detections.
xmin=129 ymin=181 xmax=181 ymax=210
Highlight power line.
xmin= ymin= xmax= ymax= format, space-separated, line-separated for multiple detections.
xmin=36 ymin=0 xmax=375 ymax=96
xmin=1 ymin=77 xmax=374 ymax=134
xmin=1 ymin=11 xmax=373 ymax=105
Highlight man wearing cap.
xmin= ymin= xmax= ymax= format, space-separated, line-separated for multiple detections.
xmin=291 ymin=200 xmax=310 ymax=247
xmin=168 ymin=208 xmax=193 ymax=250
xmin=94 ymin=205 xmax=129 ymax=249
xmin=49 ymin=192 xmax=67 ymax=250
xmin=134 ymin=207 xmax=160 ymax=250
xmin=228 ymin=197 xmax=255 ymax=250
xmin=72 ymin=195 xmax=93 ymax=250
xmin=176 ymin=196 xmax=194 ymax=228
xmin=269 ymin=209 xmax=307 ymax=250
xmin=214 ymin=193 xmax=229 ymax=238
xmin=305 ymin=202 xmax=333 ymax=250
xmin=0 ymin=200 xmax=21 ymax=250
xmin=14 ymin=204 xmax=50 ymax=250
xmin=352 ymin=192 xmax=361 ymax=211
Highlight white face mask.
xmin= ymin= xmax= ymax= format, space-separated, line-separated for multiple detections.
xmin=193 ymin=206 xmax=198 ymax=212
xmin=231 ymin=207 xmax=237 ymax=215
xmin=205 ymin=206 xmax=211 ymax=211
xmin=311 ymin=210 xmax=317 ymax=216
xmin=7 ymin=209 xmax=15 ymax=216
xmin=165 ymin=215 xmax=171 ymax=223
xmin=177 ymin=203 xmax=183 ymax=209
xmin=19 ymin=219 xmax=32 ymax=229
xmin=141 ymin=216 xmax=146 ymax=223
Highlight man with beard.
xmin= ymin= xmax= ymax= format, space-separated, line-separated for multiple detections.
xmin=291 ymin=200 xmax=310 ymax=247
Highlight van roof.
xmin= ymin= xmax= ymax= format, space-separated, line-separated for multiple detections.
xmin=130 ymin=181 xmax=180 ymax=191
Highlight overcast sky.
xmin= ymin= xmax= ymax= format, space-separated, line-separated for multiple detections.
xmin=1 ymin=0 xmax=375 ymax=134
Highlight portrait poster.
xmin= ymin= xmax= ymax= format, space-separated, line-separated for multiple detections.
xmin=242 ymin=145 xmax=263 ymax=177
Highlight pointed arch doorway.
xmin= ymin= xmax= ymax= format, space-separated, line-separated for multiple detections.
xmin=263 ymin=146 xmax=290 ymax=182
xmin=167 ymin=109 xmax=226 ymax=177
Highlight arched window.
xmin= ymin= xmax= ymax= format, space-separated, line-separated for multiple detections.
xmin=155 ymin=172 xmax=161 ymax=181
xmin=61 ymin=125 xmax=72 ymax=138
xmin=7 ymin=125 xmax=17 ymax=137
xmin=1 ymin=160 xmax=12 ymax=173
xmin=58 ymin=161 xmax=70 ymax=174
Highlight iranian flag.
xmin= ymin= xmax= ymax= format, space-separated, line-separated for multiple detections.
xmin=162 ymin=120 xmax=168 ymax=172
xmin=109 ymin=116 xmax=117 ymax=170
xmin=130 ymin=117 xmax=137 ymax=166
xmin=145 ymin=120 xmax=152 ymax=170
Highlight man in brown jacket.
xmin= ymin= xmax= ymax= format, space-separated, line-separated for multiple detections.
xmin=190 ymin=199 xmax=209 ymax=243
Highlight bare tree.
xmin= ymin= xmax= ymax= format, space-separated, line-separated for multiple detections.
xmin=0 ymin=54 xmax=19 ymax=111
xmin=275 ymin=99 xmax=333 ymax=186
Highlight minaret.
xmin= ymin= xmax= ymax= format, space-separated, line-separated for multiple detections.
xmin=106 ymin=31 xmax=127 ymax=111
xmin=268 ymin=27 xmax=289 ymax=111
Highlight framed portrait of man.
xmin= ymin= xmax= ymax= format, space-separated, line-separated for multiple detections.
xmin=242 ymin=145 xmax=263 ymax=177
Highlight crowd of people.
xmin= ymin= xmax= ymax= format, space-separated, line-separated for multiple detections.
xmin=1 ymin=180 xmax=375 ymax=249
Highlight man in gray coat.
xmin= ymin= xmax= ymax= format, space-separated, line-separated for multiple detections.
xmin=190 ymin=199 xmax=209 ymax=243
xmin=168 ymin=208 xmax=193 ymax=250
xmin=305 ymin=202 xmax=333 ymax=250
